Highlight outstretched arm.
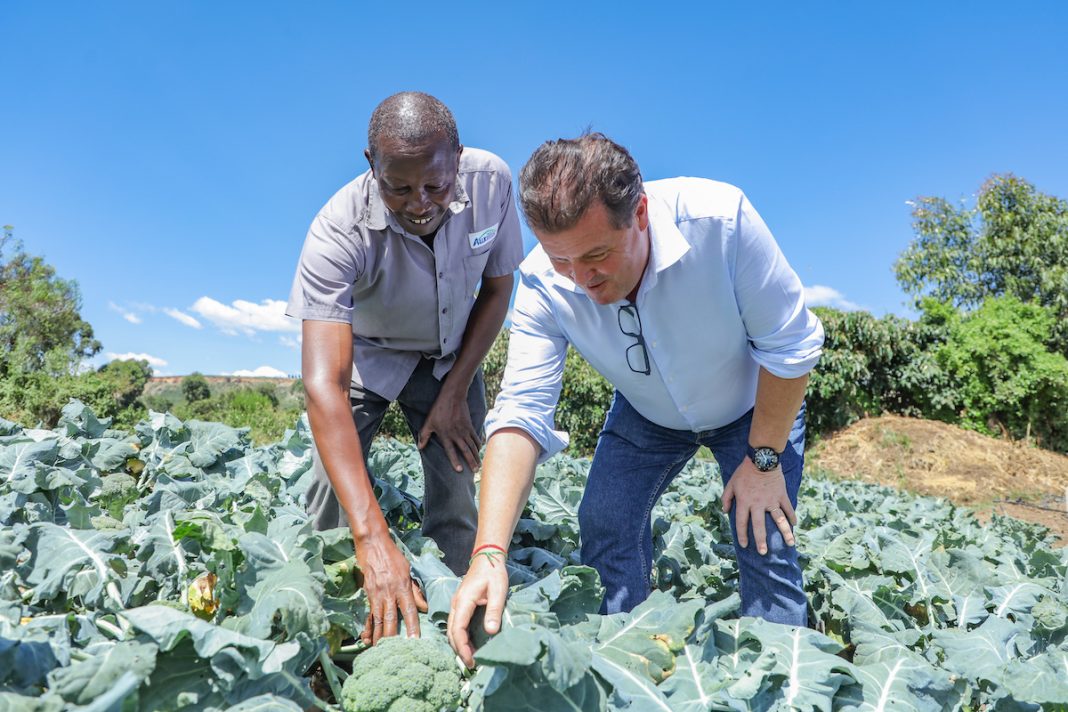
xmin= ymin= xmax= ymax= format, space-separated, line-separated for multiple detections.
xmin=302 ymin=320 xmax=427 ymax=642
xmin=446 ymin=427 xmax=539 ymax=668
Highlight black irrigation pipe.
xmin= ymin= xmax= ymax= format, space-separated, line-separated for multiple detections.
xmin=993 ymin=498 xmax=1068 ymax=515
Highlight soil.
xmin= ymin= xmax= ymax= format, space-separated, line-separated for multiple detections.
xmin=808 ymin=415 xmax=1068 ymax=544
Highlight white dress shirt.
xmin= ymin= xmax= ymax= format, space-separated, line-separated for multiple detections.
xmin=485 ymin=177 xmax=824 ymax=461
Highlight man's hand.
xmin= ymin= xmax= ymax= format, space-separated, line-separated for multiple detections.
xmin=447 ymin=553 xmax=509 ymax=668
xmin=418 ymin=385 xmax=482 ymax=473
xmin=354 ymin=531 xmax=428 ymax=644
xmin=721 ymin=458 xmax=797 ymax=555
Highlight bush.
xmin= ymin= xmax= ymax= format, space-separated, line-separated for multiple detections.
xmin=182 ymin=372 xmax=211 ymax=403
xmin=0 ymin=358 xmax=152 ymax=429
xmin=805 ymin=306 xmax=957 ymax=438
xmin=175 ymin=385 xmax=301 ymax=446
xmin=935 ymin=295 xmax=1068 ymax=451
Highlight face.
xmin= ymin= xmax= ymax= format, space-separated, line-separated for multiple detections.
xmin=366 ymin=134 xmax=462 ymax=237
xmin=536 ymin=195 xmax=650 ymax=305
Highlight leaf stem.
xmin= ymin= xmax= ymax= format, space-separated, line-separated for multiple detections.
xmin=318 ymin=650 xmax=345 ymax=703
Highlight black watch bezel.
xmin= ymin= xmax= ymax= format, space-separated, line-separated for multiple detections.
xmin=746 ymin=445 xmax=781 ymax=472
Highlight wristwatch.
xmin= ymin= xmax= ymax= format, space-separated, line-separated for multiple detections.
xmin=746 ymin=445 xmax=781 ymax=473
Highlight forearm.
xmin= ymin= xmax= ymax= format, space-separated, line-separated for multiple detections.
xmin=304 ymin=381 xmax=389 ymax=541
xmin=474 ymin=428 xmax=539 ymax=548
xmin=441 ymin=276 xmax=513 ymax=394
xmin=747 ymin=367 xmax=809 ymax=451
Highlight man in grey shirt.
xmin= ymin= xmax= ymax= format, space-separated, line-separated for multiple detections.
xmin=286 ymin=92 xmax=523 ymax=644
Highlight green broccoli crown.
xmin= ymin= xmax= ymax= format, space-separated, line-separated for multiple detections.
xmin=100 ymin=472 xmax=137 ymax=497
xmin=340 ymin=636 xmax=462 ymax=712
xmin=98 ymin=472 xmax=139 ymax=519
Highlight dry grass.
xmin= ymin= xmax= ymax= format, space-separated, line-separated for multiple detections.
xmin=809 ymin=415 xmax=1068 ymax=542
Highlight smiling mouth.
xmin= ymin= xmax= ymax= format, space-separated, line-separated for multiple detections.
xmin=407 ymin=215 xmax=435 ymax=225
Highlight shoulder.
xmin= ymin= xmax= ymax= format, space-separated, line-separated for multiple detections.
xmin=645 ymin=177 xmax=746 ymax=225
xmin=459 ymin=147 xmax=515 ymax=183
xmin=518 ymin=244 xmax=555 ymax=282
xmin=315 ymin=170 xmax=375 ymax=234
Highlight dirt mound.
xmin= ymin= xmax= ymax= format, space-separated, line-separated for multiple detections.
xmin=809 ymin=415 xmax=1068 ymax=543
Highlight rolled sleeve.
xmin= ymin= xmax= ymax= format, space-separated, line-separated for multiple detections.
xmin=285 ymin=214 xmax=363 ymax=324
xmin=731 ymin=194 xmax=824 ymax=378
xmin=484 ymin=274 xmax=570 ymax=462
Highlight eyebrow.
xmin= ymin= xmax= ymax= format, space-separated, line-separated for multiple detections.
xmin=548 ymin=246 xmax=609 ymax=262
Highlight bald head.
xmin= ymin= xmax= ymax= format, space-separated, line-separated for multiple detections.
xmin=366 ymin=92 xmax=460 ymax=160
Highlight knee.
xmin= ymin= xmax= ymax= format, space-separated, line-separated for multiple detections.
xmin=578 ymin=493 xmax=641 ymax=545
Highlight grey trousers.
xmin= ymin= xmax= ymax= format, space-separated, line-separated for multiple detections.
xmin=305 ymin=358 xmax=485 ymax=575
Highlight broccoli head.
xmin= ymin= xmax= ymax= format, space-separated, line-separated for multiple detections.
xmin=340 ymin=636 xmax=462 ymax=712
xmin=98 ymin=472 xmax=138 ymax=519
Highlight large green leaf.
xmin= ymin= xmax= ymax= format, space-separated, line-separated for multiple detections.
xmin=22 ymin=523 xmax=125 ymax=609
xmin=834 ymin=653 xmax=966 ymax=711
xmin=45 ymin=641 xmax=158 ymax=705
xmin=591 ymin=591 xmax=701 ymax=683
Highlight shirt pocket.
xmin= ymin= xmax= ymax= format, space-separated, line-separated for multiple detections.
xmin=462 ymin=251 xmax=492 ymax=300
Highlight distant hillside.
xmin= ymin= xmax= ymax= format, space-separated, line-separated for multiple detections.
xmin=143 ymin=375 xmax=304 ymax=411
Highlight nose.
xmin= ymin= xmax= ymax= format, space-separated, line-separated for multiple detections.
xmin=405 ymin=189 xmax=432 ymax=216
xmin=573 ymin=263 xmax=595 ymax=286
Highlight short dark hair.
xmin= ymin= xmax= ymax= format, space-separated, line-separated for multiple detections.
xmin=519 ymin=132 xmax=644 ymax=233
xmin=367 ymin=91 xmax=460 ymax=159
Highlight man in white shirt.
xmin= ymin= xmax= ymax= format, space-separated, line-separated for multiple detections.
xmin=447 ymin=133 xmax=824 ymax=666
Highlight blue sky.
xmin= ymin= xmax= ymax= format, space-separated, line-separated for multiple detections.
xmin=3 ymin=2 xmax=1066 ymax=377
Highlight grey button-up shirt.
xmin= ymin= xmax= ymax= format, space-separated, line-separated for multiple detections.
xmin=286 ymin=147 xmax=524 ymax=400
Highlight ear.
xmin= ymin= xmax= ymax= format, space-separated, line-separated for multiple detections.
xmin=364 ymin=148 xmax=375 ymax=174
xmin=634 ymin=193 xmax=650 ymax=231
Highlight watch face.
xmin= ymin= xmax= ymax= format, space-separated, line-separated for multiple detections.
xmin=752 ymin=447 xmax=780 ymax=472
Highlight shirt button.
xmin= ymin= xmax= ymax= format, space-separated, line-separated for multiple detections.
xmin=438 ymin=272 xmax=444 ymax=278
xmin=651 ymin=341 xmax=658 ymax=348
xmin=443 ymin=338 xmax=448 ymax=344
xmin=441 ymin=307 xmax=448 ymax=314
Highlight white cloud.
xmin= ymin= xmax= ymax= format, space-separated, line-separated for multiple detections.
xmin=279 ymin=334 xmax=302 ymax=349
xmin=108 ymin=302 xmax=142 ymax=324
xmin=804 ymin=285 xmax=863 ymax=312
xmin=226 ymin=365 xmax=289 ymax=378
xmin=191 ymin=297 xmax=298 ymax=336
xmin=106 ymin=352 xmax=168 ymax=367
xmin=164 ymin=308 xmax=203 ymax=329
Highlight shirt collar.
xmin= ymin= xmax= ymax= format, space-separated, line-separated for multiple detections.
xmin=364 ymin=174 xmax=470 ymax=233
xmin=636 ymin=195 xmax=691 ymax=297
xmin=547 ymin=193 xmax=692 ymax=298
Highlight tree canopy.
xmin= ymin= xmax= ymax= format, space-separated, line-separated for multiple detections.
xmin=894 ymin=174 xmax=1068 ymax=352
xmin=0 ymin=226 xmax=101 ymax=379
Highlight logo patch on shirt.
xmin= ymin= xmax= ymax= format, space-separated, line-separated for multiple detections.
xmin=469 ymin=223 xmax=498 ymax=250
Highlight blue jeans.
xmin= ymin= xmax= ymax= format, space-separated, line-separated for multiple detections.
xmin=578 ymin=393 xmax=808 ymax=626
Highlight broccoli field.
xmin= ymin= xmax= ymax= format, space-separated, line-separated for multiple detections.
xmin=1 ymin=401 xmax=1067 ymax=711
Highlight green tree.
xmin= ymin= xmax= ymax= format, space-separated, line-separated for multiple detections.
xmin=182 ymin=372 xmax=211 ymax=402
xmin=0 ymin=227 xmax=101 ymax=379
xmin=0 ymin=227 xmax=116 ymax=427
xmin=894 ymin=175 xmax=1068 ymax=353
